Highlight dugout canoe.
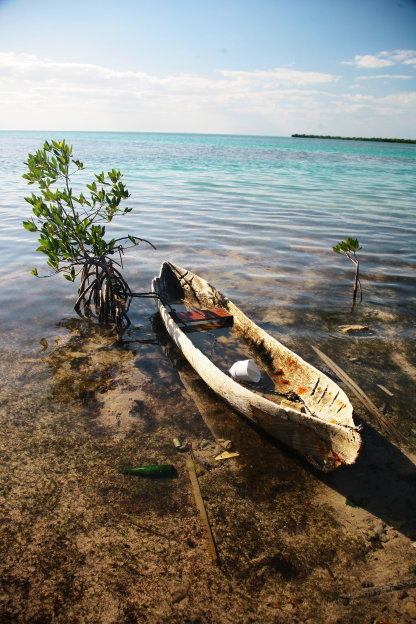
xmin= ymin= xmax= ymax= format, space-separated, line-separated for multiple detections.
xmin=152 ymin=261 xmax=362 ymax=471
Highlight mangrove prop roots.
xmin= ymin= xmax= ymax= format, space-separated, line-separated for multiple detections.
xmin=74 ymin=259 xmax=133 ymax=330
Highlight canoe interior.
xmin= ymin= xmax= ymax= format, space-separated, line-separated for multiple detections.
xmin=156 ymin=262 xmax=351 ymax=418
xmin=154 ymin=262 xmax=362 ymax=470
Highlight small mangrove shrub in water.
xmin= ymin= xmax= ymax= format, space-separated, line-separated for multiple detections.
xmin=22 ymin=139 xmax=155 ymax=329
xmin=332 ymin=237 xmax=363 ymax=310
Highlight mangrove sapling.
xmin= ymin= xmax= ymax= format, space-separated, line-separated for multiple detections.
xmin=22 ymin=139 xmax=155 ymax=329
xmin=332 ymin=237 xmax=363 ymax=310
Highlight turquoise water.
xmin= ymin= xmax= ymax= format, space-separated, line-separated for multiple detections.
xmin=1 ymin=131 xmax=415 ymax=438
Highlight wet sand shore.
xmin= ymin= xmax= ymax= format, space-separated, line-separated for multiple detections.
xmin=1 ymin=321 xmax=416 ymax=624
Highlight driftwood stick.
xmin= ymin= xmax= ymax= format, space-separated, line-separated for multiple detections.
xmin=311 ymin=346 xmax=402 ymax=443
xmin=342 ymin=579 xmax=416 ymax=601
xmin=186 ymin=454 xmax=218 ymax=564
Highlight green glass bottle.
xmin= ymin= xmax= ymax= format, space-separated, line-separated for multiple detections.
xmin=121 ymin=464 xmax=177 ymax=478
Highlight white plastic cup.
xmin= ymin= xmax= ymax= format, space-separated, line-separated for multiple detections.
xmin=229 ymin=359 xmax=261 ymax=383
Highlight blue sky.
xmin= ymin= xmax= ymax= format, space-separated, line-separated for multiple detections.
xmin=0 ymin=0 xmax=415 ymax=137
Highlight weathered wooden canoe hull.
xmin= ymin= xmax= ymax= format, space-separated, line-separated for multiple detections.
xmin=152 ymin=262 xmax=362 ymax=471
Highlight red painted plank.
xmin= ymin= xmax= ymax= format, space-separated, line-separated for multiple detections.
xmin=174 ymin=308 xmax=233 ymax=323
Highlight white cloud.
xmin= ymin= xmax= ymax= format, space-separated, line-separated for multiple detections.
xmin=357 ymin=74 xmax=412 ymax=81
xmin=390 ymin=50 xmax=416 ymax=66
xmin=333 ymin=91 xmax=416 ymax=115
xmin=218 ymin=68 xmax=338 ymax=87
xmin=0 ymin=52 xmax=415 ymax=137
xmin=343 ymin=49 xmax=416 ymax=69
xmin=382 ymin=91 xmax=416 ymax=107
xmin=348 ymin=55 xmax=394 ymax=69
xmin=0 ymin=52 xmax=339 ymax=118
xmin=0 ymin=53 xmax=338 ymax=95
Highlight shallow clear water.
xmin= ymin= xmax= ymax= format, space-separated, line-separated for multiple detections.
xmin=1 ymin=131 xmax=415 ymax=441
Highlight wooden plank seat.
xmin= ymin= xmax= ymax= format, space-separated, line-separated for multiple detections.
xmin=171 ymin=308 xmax=234 ymax=332
xmin=173 ymin=308 xmax=233 ymax=323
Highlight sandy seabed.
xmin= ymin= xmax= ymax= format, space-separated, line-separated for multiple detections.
xmin=1 ymin=321 xmax=416 ymax=624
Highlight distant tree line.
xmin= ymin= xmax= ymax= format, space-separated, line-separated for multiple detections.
xmin=291 ymin=134 xmax=416 ymax=144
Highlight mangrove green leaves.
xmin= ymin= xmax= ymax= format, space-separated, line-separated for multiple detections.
xmin=22 ymin=139 xmax=155 ymax=328
xmin=333 ymin=237 xmax=363 ymax=311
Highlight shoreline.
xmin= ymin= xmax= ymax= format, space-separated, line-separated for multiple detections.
xmin=291 ymin=134 xmax=416 ymax=144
